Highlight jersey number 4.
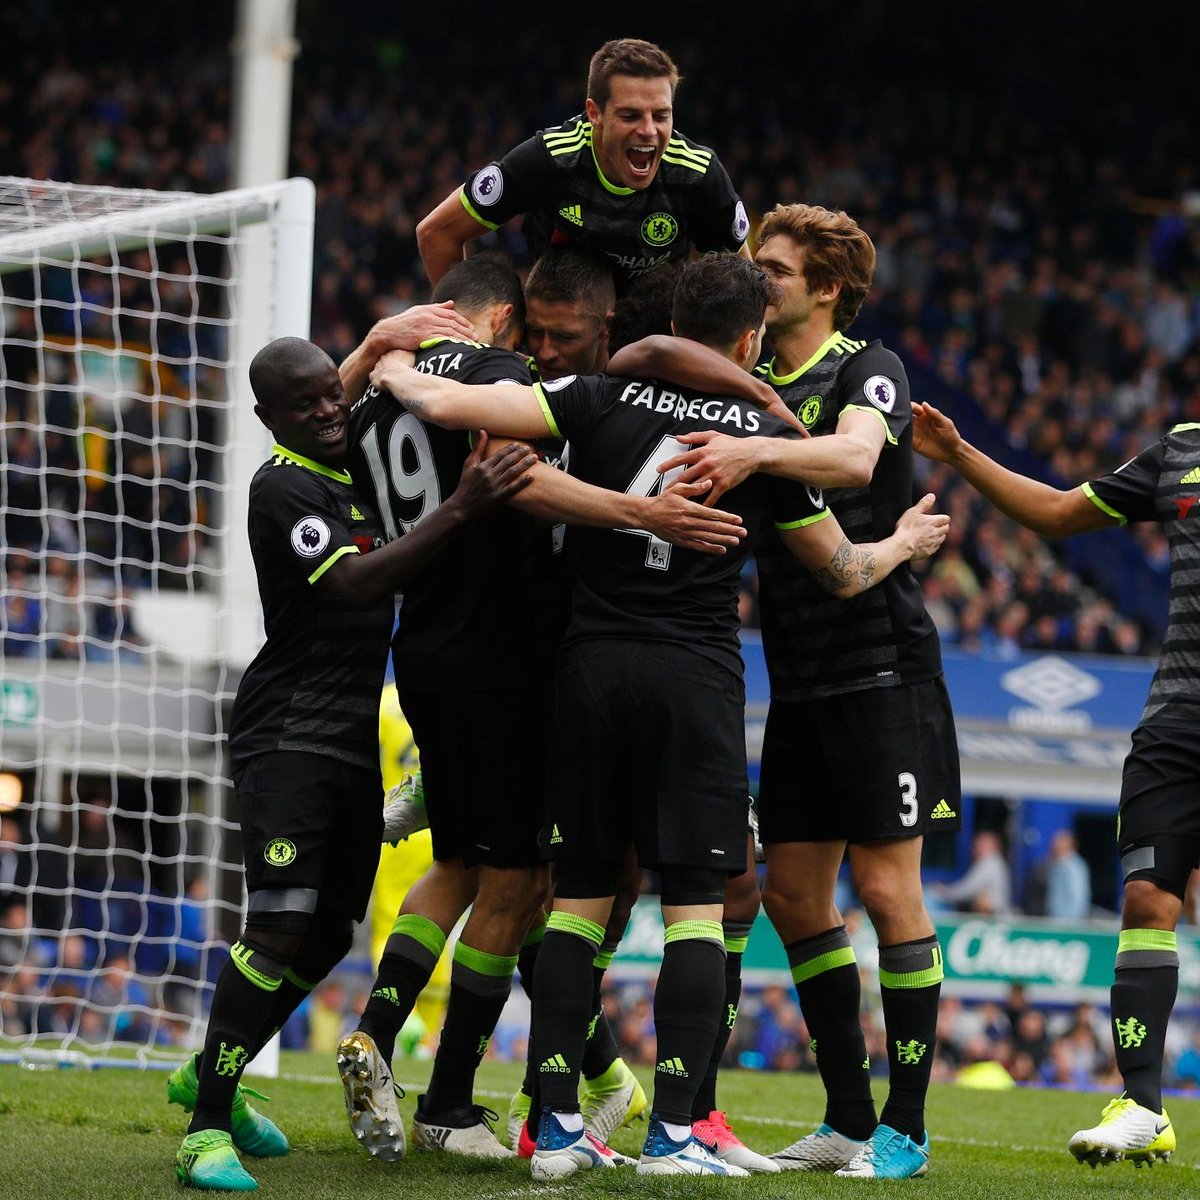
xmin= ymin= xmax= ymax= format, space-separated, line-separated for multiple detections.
xmin=620 ymin=435 xmax=688 ymax=571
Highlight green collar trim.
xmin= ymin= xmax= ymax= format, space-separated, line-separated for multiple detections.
xmin=271 ymin=443 xmax=352 ymax=484
xmin=419 ymin=335 xmax=485 ymax=350
xmin=765 ymin=331 xmax=845 ymax=385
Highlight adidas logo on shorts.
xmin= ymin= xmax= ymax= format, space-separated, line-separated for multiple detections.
xmin=930 ymin=799 xmax=957 ymax=819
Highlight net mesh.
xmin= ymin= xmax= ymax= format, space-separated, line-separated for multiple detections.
xmin=0 ymin=176 xmax=304 ymax=1063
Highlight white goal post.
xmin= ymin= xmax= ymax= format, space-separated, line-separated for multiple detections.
xmin=0 ymin=175 xmax=314 ymax=1067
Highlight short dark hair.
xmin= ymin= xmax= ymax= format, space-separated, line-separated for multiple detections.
xmin=586 ymin=38 xmax=680 ymax=109
xmin=608 ymin=263 xmax=681 ymax=354
xmin=248 ymin=336 xmax=331 ymax=411
xmin=525 ymin=245 xmax=616 ymax=317
xmin=671 ymin=254 xmax=780 ymax=350
xmin=431 ymin=252 xmax=525 ymax=336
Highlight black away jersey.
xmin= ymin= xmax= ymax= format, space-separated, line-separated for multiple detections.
xmin=461 ymin=116 xmax=748 ymax=290
xmin=536 ymin=373 xmax=825 ymax=676
xmin=347 ymin=337 xmax=557 ymax=686
xmin=228 ymin=446 xmax=393 ymax=771
xmin=753 ymin=333 xmax=941 ymax=700
xmin=1085 ymin=423 xmax=1200 ymax=725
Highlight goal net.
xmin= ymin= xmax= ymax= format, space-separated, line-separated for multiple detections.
xmin=0 ymin=176 xmax=314 ymax=1066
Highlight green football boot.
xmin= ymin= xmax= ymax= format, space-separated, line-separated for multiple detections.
xmin=168 ymin=1052 xmax=289 ymax=1157
xmin=176 ymin=1129 xmax=258 ymax=1191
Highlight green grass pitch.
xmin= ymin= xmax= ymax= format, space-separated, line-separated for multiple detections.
xmin=3 ymin=1052 xmax=1197 ymax=1197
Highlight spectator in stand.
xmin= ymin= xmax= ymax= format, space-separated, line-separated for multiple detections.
xmin=930 ymin=831 xmax=1012 ymax=916
xmin=1041 ymin=830 xmax=1093 ymax=920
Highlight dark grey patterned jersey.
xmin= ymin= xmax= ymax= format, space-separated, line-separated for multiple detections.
xmin=752 ymin=333 xmax=942 ymax=700
xmin=1085 ymin=423 xmax=1200 ymax=725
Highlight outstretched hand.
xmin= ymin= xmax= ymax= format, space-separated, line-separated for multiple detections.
xmin=655 ymin=431 xmax=759 ymax=506
xmin=452 ymin=431 xmax=536 ymax=515
xmin=895 ymin=492 xmax=950 ymax=560
xmin=643 ymin=480 xmax=747 ymax=554
xmin=911 ymin=401 xmax=963 ymax=464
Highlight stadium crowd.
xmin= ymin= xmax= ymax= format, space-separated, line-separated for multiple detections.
xmin=3 ymin=2 xmax=1199 ymax=658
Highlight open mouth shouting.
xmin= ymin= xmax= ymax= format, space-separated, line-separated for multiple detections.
xmin=626 ymin=142 xmax=660 ymax=180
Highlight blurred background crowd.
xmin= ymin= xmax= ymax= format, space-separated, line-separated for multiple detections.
xmin=3 ymin=1 xmax=1199 ymax=659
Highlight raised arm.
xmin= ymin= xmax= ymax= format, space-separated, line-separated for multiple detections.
xmin=415 ymin=188 xmax=488 ymax=286
xmin=609 ymin=335 xmax=804 ymax=432
xmin=338 ymin=303 xmax=477 ymax=402
xmin=778 ymin=493 xmax=948 ymax=598
xmin=369 ymin=350 xmax=551 ymax=437
xmin=911 ymin=401 xmax=1116 ymax=537
xmin=321 ymin=433 xmax=535 ymax=605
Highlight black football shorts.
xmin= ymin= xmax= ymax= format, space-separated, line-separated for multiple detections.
xmin=757 ymin=676 xmax=961 ymax=844
xmin=236 ymin=750 xmax=383 ymax=920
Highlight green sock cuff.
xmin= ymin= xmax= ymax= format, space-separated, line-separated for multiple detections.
xmin=546 ymin=910 xmax=605 ymax=946
xmin=724 ymin=935 xmax=750 ymax=955
xmin=453 ymin=940 xmax=519 ymax=977
xmin=791 ymin=946 xmax=856 ymax=983
xmin=1116 ymin=927 xmax=1179 ymax=970
xmin=664 ymin=918 xmax=724 ymax=946
xmin=231 ymin=941 xmax=283 ymax=992
xmin=1118 ymin=928 xmax=1178 ymax=953
xmin=389 ymin=913 xmax=447 ymax=958
xmin=593 ymin=950 xmax=616 ymax=970
xmin=879 ymin=939 xmax=944 ymax=990
xmin=786 ymin=925 xmax=855 ymax=983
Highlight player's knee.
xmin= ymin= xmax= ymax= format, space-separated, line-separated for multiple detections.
xmin=476 ymin=864 xmax=547 ymax=924
xmin=1122 ymin=878 xmax=1181 ymax=928
xmin=660 ymin=865 xmax=726 ymax=908
xmin=243 ymin=888 xmax=315 ymax=967
xmin=292 ymin=913 xmax=354 ymax=981
xmin=723 ymin=866 xmax=761 ymax=921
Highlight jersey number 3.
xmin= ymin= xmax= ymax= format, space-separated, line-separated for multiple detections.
xmin=620 ymin=435 xmax=688 ymax=571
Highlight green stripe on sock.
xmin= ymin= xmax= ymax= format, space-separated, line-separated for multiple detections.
xmin=880 ymin=944 xmax=944 ymax=990
xmin=593 ymin=950 xmax=615 ymax=970
xmin=664 ymin=919 xmax=724 ymax=945
xmin=454 ymin=941 xmax=519 ymax=977
xmin=546 ymin=910 xmax=605 ymax=946
xmin=389 ymin=913 xmax=447 ymax=958
xmin=231 ymin=941 xmax=282 ymax=992
xmin=283 ymin=967 xmax=318 ymax=991
xmin=724 ymin=935 xmax=750 ymax=955
xmin=791 ymin=945 xmax=856 ymax=983
xmin=1118 ymin=928 xmax=1178 ymax=954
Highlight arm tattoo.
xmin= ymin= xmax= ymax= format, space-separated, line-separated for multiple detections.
xmin=810 ymin=539 xmax=877 ymax=595
xmin=404 ymin=393 xmax=425 ymax=414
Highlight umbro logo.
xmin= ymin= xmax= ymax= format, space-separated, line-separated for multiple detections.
xmin=559 ymin=204 xmax=583 ymax=226
xmin=930 ymin=799 xmax=957 ymax=819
